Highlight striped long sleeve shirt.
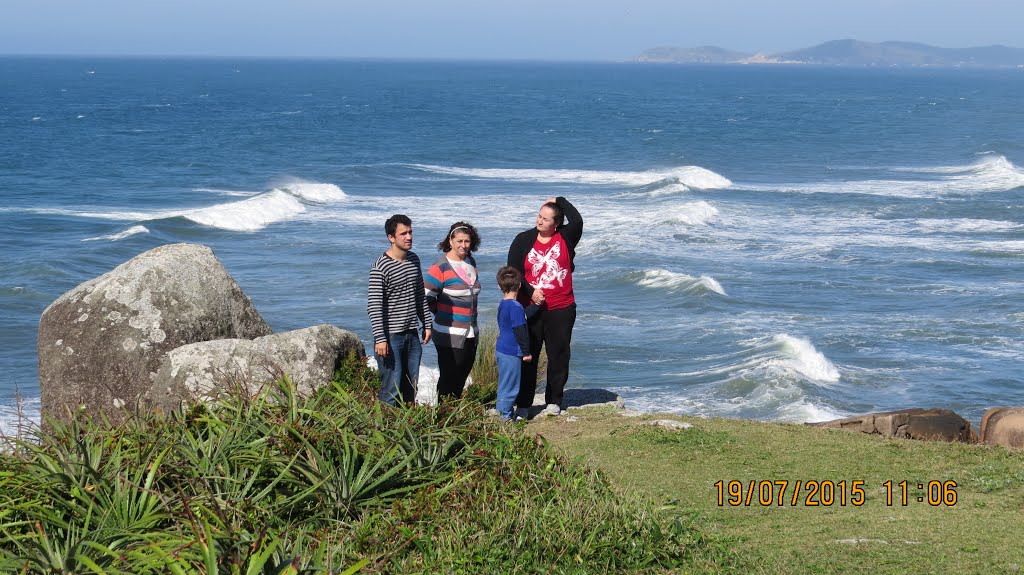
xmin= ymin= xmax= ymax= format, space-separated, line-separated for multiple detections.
xmin=368 ymin=251 xmax=432 ymax=344
xmin=424 ymin=254 xmax=481 ymax=349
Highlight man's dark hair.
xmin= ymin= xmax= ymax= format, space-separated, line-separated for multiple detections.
xmin=497 ymin=266 xmax=522 ymax=294
xmin=542 ymin=201 xmax=564 ymax=227
xmin=437 ymin=221 xmax=481 ymax=253
xmin=385 ymin=214 xmax=412 ymax=237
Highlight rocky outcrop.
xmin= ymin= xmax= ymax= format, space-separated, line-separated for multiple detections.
xmin=979 ymin=407 xmax=1024 ymax=449
xmin=808 ymin=408 xmax=976 ymax=443
xmin=38 ymin=244 xmax=271 ymax=424
xmin=149 ymin=324 xmax=364 ymax=412
xmin=516 ymin=388 xmax=624 ymax=418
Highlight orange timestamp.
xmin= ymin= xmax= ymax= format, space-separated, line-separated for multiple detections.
xmin=714 ymin=479 xmax=958 ymax=507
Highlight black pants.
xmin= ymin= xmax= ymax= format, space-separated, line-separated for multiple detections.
xmin=517 ymin=303 xmax=576 ymax=409
xmin=435 ymin=337 xmax=478 ymax=399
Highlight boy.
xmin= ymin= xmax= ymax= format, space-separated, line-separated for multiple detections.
xmin=495 ymin=266 xmax=536 ymax=420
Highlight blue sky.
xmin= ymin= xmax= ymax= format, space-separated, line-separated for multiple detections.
xmin=2 ymin=0 xmax=1020 ymax=59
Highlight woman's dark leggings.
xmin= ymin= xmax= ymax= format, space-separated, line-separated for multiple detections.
xmin=435 ymin=337 xmax=478 ymax=399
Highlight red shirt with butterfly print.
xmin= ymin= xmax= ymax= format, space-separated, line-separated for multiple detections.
xmin=521 ymin=231 xmax=575 ymax=311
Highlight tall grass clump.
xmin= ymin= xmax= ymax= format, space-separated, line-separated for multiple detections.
xmin=465 ymin=325 xmax=499 ymax=405
xmin=0 ymin=352 xmax=735 ymax=574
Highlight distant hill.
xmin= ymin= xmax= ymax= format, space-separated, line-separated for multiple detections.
xmin=634 ymin=40 xmax=1024 ymax=68
xmin=635 ymin=46 xmax=754 ymax=64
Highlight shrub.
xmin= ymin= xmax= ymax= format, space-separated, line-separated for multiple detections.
xmin=0 ymin=353 xmax=734 ymax=574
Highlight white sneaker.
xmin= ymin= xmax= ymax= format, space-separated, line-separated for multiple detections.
xmin=544 ymin=404 xmax=561 ymax=417
xmin=514 ymin=407 xmax=529 ymax=421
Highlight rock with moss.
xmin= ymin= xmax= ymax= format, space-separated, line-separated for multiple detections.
xmin=149 ymin=324 xmax=364 ymax=411
xmin=38 ymin=243 xmax=271 ymax=424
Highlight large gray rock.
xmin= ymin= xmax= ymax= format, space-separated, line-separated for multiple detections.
xmin=38 ymin=244 xmax=271 ymax=424
xmin=808 ymin=408 xmax=976 ymax=443
xmin=150 ymin=324 xmax=364 ymax=411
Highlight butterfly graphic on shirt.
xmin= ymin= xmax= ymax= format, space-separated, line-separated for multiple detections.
xmin=527 ymin=242 xmax=568 ymax=289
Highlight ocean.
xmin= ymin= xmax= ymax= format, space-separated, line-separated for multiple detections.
xmin=2 ymin=57 xmax=1023 ymax=434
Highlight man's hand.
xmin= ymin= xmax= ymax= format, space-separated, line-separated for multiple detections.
xmin=422 ymin=328 xmax=432 ymax=344
xmin=374 ymin=341 xmax=389 ymax=357
xmin=523 ymin=355 xmax=533 ymax=363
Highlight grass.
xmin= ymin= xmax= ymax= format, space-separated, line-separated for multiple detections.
xmin=0 ymin=354 xmax=736 ymax=574
xmin=12 ymin=346 xmax=1018 ymax=573
xmin=526 ymin=409 xmax=1024 ymax=575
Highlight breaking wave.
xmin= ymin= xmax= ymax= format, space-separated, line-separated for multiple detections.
xmin=749 ymin=155 xmax=1024 ymax=198
xmin=7 ymin=181 xmax=346 ymax=232
xmin=636 ymin=269 xmax=726 ymax=296
xmin=82 ymin=225 xmax=150 ymax=242
xmin=612 ymin=334 xmax=844 ymax=423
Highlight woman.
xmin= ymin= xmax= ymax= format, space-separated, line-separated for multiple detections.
xmin=506 ymin=197 xmax=583 ymax=418
xmin=425 ymin=221 xmax=482 ymax=399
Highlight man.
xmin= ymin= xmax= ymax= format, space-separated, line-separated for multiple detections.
xmin=368 ymin=214 xmax=432 ymax=405
xmin=507 ymin=197 xmax=583 ymax=418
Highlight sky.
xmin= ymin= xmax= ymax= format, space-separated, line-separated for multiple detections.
xmin=2 ymin=0 xmax=1021 ymax=60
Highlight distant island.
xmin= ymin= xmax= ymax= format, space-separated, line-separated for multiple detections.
xmin=634 ymin=39 xmax=1024 ymax=68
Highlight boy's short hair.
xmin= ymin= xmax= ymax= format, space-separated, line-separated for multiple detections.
xmin=496 ymin=266 xmax=522 ymax=294
xmin=385 ymin=214 xmax=412 ymax=237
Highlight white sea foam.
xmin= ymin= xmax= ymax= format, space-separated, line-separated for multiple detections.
xmin=911 ymin=218 xmax=1023 ymax=234
xmin=637 ymin=269 xmax=727 ymax=296
xmin=668 ymin=334 xmax=840 ymax=389
xmin=612 ymin=385 xmax=846 ymax=424
xmin=193 ymin=187 xmax=260 ymax=197
xmin=768 ymin=334 xmax=841 ymax=384
xmin=277 ymin=181 xmax=347 ymax=203
xmin=634 ymin=183 xmax=690 ymax=197
xmin=409 ymin=163 xmax=732 ymax=189
xmin=81 ymin=225 xmax=150 ymax=242
xmin=0 ymin=396 xmax=40 ymax=439
xmin=776 ymin=400 xmax=846 ymax=423
xmin=183 ymin=189 xmax=307 ymax=231
xmin=660 ymin=201 xmax=720 ymax=225
xmin=0 ymin=207 xmax=171 ymax=221
xmin=749 ymin=155 xmax=1024 ymax=198
xmin=9 ymin=180 xmax=346 ymax=232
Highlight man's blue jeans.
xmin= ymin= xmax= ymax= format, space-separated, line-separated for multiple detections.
xmin=376 ymin=329 xmax=422 ymax=406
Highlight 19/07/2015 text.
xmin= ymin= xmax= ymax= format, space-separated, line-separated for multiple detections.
xmin=713 ymin=479 xmax=958 ymax=507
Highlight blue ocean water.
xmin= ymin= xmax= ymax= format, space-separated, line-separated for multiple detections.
xmin=2 ymin=57 xmax=1023 ymax=433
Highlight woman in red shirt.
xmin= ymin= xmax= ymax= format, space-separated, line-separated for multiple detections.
xmin=506 ymin=197 xmax=583 ymax=418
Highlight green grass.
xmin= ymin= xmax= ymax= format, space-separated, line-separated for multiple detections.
xmin=528 ymin=410 xmax=1024 ymax=575
xmin=0 ymin=354 xmax=736 ymax=574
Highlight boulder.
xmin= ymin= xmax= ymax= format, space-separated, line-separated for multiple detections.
xmin=150 ymin=325 xmax=364 ymax=411
xmin=808 ymin=408 xmax=976 ymax=443
xmin=979 ymin=407 xmax=1024 ymax=449
xmin=38 ymin=244 xmax=271 ymax=424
